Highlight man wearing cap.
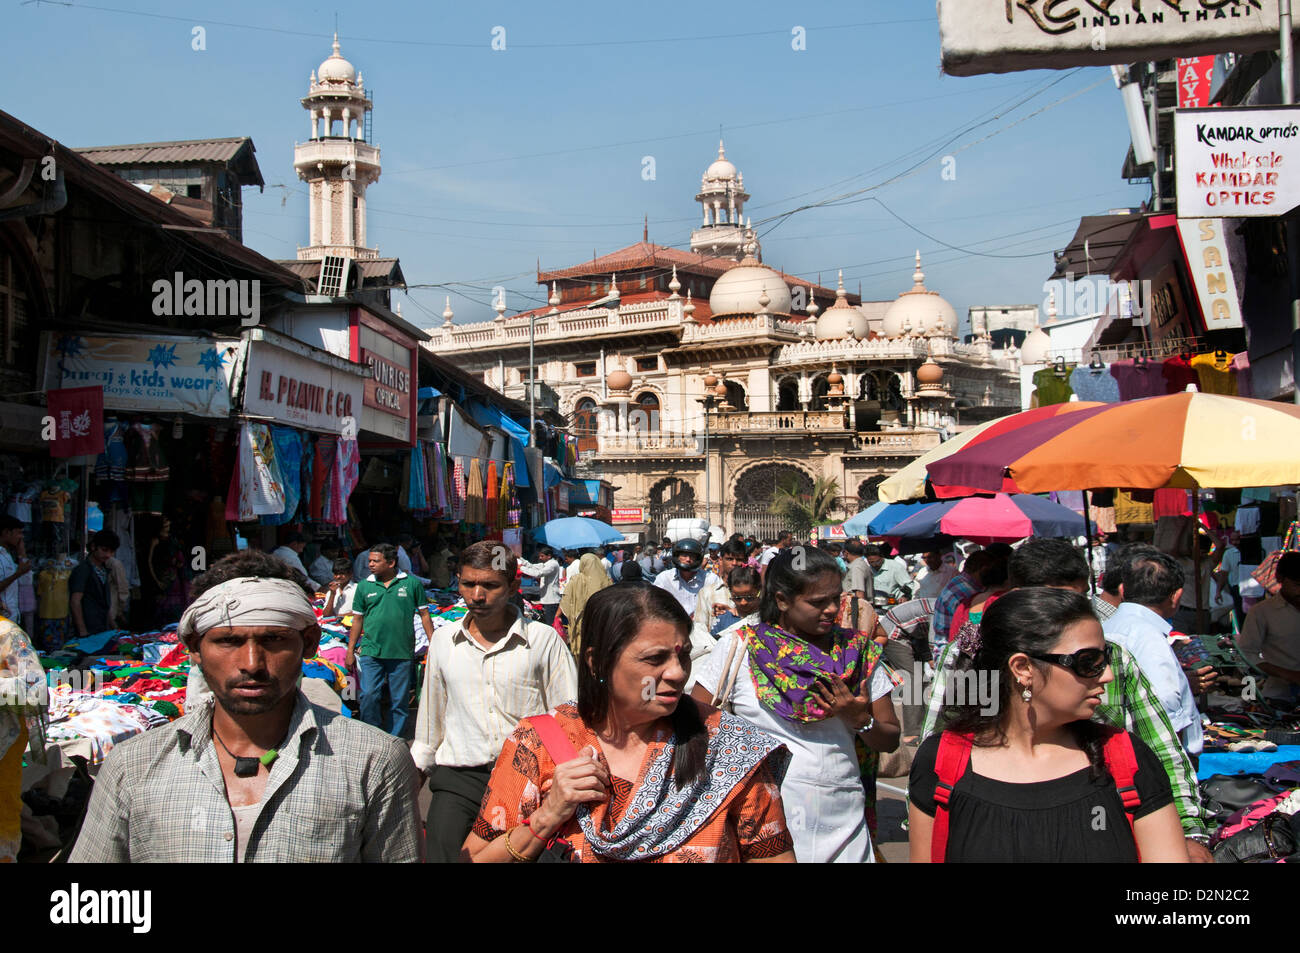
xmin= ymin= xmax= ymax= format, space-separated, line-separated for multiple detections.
xmin=653 ymin=538 xmax=720 ymax=617
xmin=69 ymin=550 xmax=421 ymax=862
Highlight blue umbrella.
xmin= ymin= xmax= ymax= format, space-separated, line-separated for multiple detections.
xmin=842 ymin=501 xmax=889 ymax=536
xmin=536 ymin=516 xmax=624 ymax=550
xmin=843 ymin=501 xmax=930 ymax=537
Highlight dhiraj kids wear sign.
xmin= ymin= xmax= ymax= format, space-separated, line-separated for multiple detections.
xmin=42 ymin=332 xmax=237 ymax=417
xmin=938 ymin=1 xmax=1280 ymax=77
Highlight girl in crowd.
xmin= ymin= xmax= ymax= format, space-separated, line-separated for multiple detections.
xmin=908 ymin=586 xmax=1187 ymax=863
xmin=464 ymin=584 xmax=794 ymax=863
xmin=692 ymin=545 xmax=900 ymax=863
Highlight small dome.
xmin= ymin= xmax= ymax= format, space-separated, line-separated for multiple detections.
xmin=706 ymin=140 xmax=737 ymax=180
xmin=916 ymin=359 xmax=944 ymax=387
xmin=607 ymin=369 xmax=632 ymax=392
xmin=816 ymin=272 xmax=868 ymax=341
xmin=1021 ymin=328 xmax=1052 ymax=365
xmin=882 ymin=252 xmax=959 ymax=339
xmin=709 ymin=260 xmax=792 ymax=317
xmin=703 ymin=372 xmax=718 ymax=388
xmin=827 ymin=370 xmax=843 ymax=386
xmin=713 ymin=381 xmax=728 ymax=398
xmin=318 ymin=35 xmax=357 ymax=84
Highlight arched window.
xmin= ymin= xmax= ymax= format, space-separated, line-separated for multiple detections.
xmin=632 ymin=391 xmax=660 ymax=433
xmin=723 ymin=380 xmax=747 ymax=411
xmin=573 ymin=398 xmax=598 ymax=453
xmin=777 ymin=379 xmax=800 ymax=412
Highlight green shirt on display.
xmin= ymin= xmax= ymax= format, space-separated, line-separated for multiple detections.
xmin=354 ymin=571 xmax=426 ymax=659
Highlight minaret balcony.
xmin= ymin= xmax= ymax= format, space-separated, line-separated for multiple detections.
xmin=294 ymin=139 xmax=380 ymax=174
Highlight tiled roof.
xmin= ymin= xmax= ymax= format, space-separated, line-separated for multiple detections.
xmin=74 ymin=137 xmax=265 ymax=187
xmin=537 ymin=240 xmax=849 ymax=301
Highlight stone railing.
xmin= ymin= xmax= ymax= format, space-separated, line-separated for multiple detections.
xmin=679 ymin=313 xmax=803 ymax=343
xmin=594 ymin=433 xmax=703 ymax=454
xmin=711 ymin=410 xmax=849 ymax=434
xmin=431 ymin=299 xmax=680 ymax=352
xmin=292 ymin=139 xmax=380 ymax=170
xmin=852 ymin=430 xmax=942 ymax=453
xmin=772 ymin=335 xmax=1013 ymax=368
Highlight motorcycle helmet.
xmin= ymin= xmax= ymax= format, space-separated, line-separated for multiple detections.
xmin=672 ymin=537 xmax=704 ymax=572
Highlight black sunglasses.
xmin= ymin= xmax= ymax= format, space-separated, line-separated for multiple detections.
xmin=1027 ymin=644 xmax=1113 ymax=679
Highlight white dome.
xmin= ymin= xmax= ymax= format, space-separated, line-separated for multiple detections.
xmin=815 ymin=272 xmax=867 ymax=340
xmin=881 ymin=252 xmax=959 ymax=339
xmin=705 ymin=140 xmax=737 ymax=180
xmin=318 ymin=36 xmax=357 ymax=83
xmin=1020 ymin=327 xmax=1052 ymax=364
xmin=709 ymin=262 xmax=791 ymax=317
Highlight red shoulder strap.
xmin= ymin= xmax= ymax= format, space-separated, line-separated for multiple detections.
xmin=930 ymin=731 xmax=973 ymax=864
xmin=528 ymin=713 xmax=578 ymax=765
xmin=1102 ymin=729 xmax=1142 ymax=860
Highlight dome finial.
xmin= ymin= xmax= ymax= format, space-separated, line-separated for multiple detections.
xmin=806 ymin=289 xmax=820 ymax=318
xmin=332 ymin=32 xmax=341 ymax=56
xmin=718 ymin=139 xmax=726 ymax=160
xmin=836 ymin=270 xmax=846 ymax=297
xmin=757 ymin=284 xmax=771 ymax=315
xmin=668 ymin=265 xmax=681 ymax=299
xmin=548 ymin=282 xmax=560 ymax=312
xmin=912 ymin=250 xmax=925 ymax=289
xmin=608 ymin=273 xmax=620 ymax=300
xmin=683 ymin=290 xmax=696 ymax=323
xmin=442 ymin=296 xmax=454 ymax=325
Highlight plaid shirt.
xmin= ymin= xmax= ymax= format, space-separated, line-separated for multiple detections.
xmin=920 ymin=639 xmax=1206 ymax=838
xmin=69 ymin=691 xmax=422 ymax=863
xmin=930 ymin=572 xmax=981 ymax=654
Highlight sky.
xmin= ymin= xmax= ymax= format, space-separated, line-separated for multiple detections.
xmin=4 ymin=0 xmax=1150 ymax=331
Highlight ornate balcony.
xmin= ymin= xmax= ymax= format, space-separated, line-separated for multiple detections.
xmin=711 ymin=410 xmax=850 ymax=434
xmin=851 ymin=429 xmax=942 ymax=454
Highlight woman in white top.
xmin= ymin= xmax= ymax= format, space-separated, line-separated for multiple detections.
xmin=692 ymin=545 xmax=900 ymax=862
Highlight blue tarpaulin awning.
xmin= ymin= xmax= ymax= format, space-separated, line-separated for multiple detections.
xmin=467 ymin=400 xmax=531 ymax=487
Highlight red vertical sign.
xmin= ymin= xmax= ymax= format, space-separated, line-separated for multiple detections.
xmin=1176 ymin=57 xmax=1216 ymax=109
xmin=47 ymin=386 xmax=105 ymax=457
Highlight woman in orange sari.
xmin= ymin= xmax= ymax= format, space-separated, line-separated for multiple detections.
xmin=463 ymin=584 xmax=794 ymax=863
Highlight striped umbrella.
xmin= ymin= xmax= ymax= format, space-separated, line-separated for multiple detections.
xmin=876 ymin=401 xmax=1103 ymax=502
xmin=927 ymin=392 xmax=1300 ymax=493
xmin=886 ymin=493 xmax=1088 ymax=545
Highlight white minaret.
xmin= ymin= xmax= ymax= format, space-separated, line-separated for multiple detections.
xmin=295 ymin=34 xmax=381 ymax=260
xmin=689 ymin=140 xmax=755 ymax=261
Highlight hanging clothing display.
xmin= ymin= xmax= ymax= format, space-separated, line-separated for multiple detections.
xmin=1230 ymin=351 xmax=1253 ymax=398
xmin=1068 ymin=364 xmax=1121 ymax=403
xmin=326 ymin=438 xmax=360 ymax=526
xmin=1108 ymin=360 xmax=1165 ymax=400
xmin=485 ymin=461 xmax=499 ymax=534
xmin=1031 ymin=367 xmax=1074 ymax=406
xmin=310 ymin=437 xmax=335 ymax=522
xmin=407 ymin=444 xmax=430 ymax=512
xmin=262 ymin=427 xmax=305 ymax=527
xmin=1153 ymin=489 xmax=1191 ymax=519
xmin=1161 ymin=355 xmax=1199 ymax=394
xmin=432 ymin=443 xmax=449 ymax=514
xmin=227 ymin=422 xmax=285 ymax=521
xmin=1114 ymin=490 xmax=1154 ymax=525
xmin=125 ymin=423 xmax=170 ymax=481
xmin=1189 ymin=351 xmax=1236 ymax=396
xmin=94 ymin=419 xmax=129 ymax=505
xmin=450 ymin=457 xmax=467 ymax=522
xmin=465 ymin=457 xmax=487 ymax=525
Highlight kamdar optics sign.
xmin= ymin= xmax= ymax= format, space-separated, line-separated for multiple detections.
xmin=938 ymin=1 xmax=1280 ymax=77
xmin=1175 ymin=106 xmax=1300 ymax=217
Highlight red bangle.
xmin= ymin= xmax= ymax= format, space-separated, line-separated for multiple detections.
xmin=522 ymin=817 xmax=553 ymax=846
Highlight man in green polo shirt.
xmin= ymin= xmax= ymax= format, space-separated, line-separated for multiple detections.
xmin=346 ymin=543 xmax=433 ymax=738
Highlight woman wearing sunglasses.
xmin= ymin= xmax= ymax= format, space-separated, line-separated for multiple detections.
xmin=909 ymin=586 xmax=1188 ymax=862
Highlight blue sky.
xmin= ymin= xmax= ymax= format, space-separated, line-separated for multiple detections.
xmin=5 ymin=1 xmax=1148 ymax=329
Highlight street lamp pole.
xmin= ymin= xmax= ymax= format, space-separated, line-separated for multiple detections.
xmin=703 ymin=397 xmax=711 ymax=527
xmin=528 ymin=311 xmax=536 ymax=446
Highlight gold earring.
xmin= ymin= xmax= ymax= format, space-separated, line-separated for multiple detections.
xmin=1021 ymin=684 xmax=1032 ymax=702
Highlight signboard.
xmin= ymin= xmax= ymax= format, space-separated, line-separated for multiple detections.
xmin=44 ymin=333 xmax=235 ymax=417
xmin=818 ymin=524 xmax=848 ymax=540
xmin=357 ymin=322 xmax=414 ymax=444
xmin=938 ymin=1 xmax=1280 ymax=78
xmin=47 ymin=386 xmax=104 ymax=457
xmin=240 ymin=337 xmax=365 ymax=433
xmin=1175 ymin=219 xmax=1245 ymax=330
xmin=1175 ymin=106 xmax=1300 ymax=218
xmin=611 ymin=507 xmax=645 ymax=524
xmin=1176 ymin=56 xmax=1217 ymax=109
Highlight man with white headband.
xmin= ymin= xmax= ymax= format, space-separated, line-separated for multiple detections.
xmin=69 ymin=551 xmax=422 ymax=863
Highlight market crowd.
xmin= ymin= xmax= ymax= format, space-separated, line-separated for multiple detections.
xmin=23 ymin=515 xmax=1296 ymax=863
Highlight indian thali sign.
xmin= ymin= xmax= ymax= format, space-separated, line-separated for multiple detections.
xmin=938 ymin=1 xmax=1280 ymax=77
xmin=1174 ymin=106 xmax=1300 ymax=218
xmin=43 ymin=332 xmax=236 ymax=417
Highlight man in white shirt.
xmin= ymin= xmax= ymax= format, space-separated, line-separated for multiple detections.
xmin=0 ymin=516 xmax=29 ymax=622
xmin=412 ymin=540 xmax=576 ymax=863
xmin=518 ymin=545 xmax=562 ymax=625
xmin=758 ymin=531 xmax=793 ymax=570
xmin=1103 ymin=547 xmax=1204 ymax=755
xmin=272 ymin=532 xmax=326 ymax=592
xmin=865 ymin=545 xmax=915 ymax=603
xmin=653 ymin=538 xmax=720 ymax=617
xmin=915 ymin=549 xmax=958 ymax=601
xmin=1237 ymin=552 xmax=1300 ymax=704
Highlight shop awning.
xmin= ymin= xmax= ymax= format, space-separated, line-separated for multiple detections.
xmin=467 ymin=400 xmax=531 ymax=487
xmin=1051 ymin=214 xmax=1144 ymax=280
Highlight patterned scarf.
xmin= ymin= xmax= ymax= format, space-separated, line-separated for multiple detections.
xmin=575 ymin=711 xmax=790 ymax=861
xmin=742 ymin=622 xmax=879 ymax=723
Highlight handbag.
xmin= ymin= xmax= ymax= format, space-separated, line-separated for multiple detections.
xmin=1199 ymin=773 xmax=1286 ymax=821
xmin=1251 ymin=521 xmax=1299 ymax=595
xmin=1212 ymin=813 xmax=1298 ymax=863
xmin=522 ymin=714 xmax=581 ymax=863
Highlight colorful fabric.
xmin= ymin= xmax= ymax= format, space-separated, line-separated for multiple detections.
xmin=472 ymin=701 xmax=792 ymax=863
xmin=465 ymin=457 xmax=486 ymax=524
xmin=327 ymin=438 xmax=360 ymax=525
xmin=1031 ymin=367 xmax=1074 ymax=406
xmin=1190 ymin=351 xmax=1237 ymax=396
xmin=740 ymin=622 xmax=876 ymax=723
xmin=229 ymin=422 xmax=285 ymax=520
xmin=1069 ymin=365 xmax=1121 ymax=403
xmin=261 ymin=426 xmax=304 ymax=526
xmin=1161 ymin=355 xmax=1199 ymax=394
xmin=310 ymin=437 xmax=335 ymax=522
